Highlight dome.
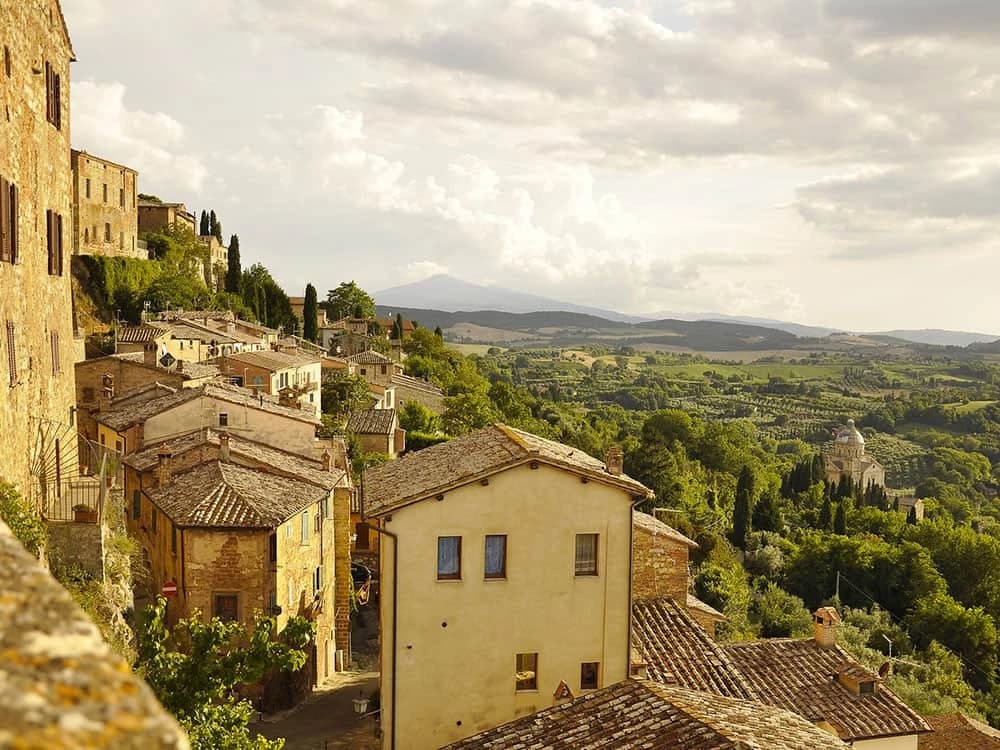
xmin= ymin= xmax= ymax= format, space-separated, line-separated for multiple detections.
xmin=835 ymin=418 xmax=865 ymax=445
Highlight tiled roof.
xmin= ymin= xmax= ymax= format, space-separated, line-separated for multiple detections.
xmin=149 ymin=461 xmax=325 ymax=528
xmin=115 ymin=352 xmax=221 ymax=380
xmin=117 ymin=324 xmax=168 ymax=344
xmin=347 ymin=409 xmax=397 ymax=436
xmin=725 ymin=638 xmax=931 ymax=741
xmin=124 ymin=429 xmax=349 ymax=490
xmin=686 ymin=593 xmax=726 ymax=621
xmin=158 ymin=310 xmax=234 ymax=322
xmin=97 ymin=381 xmax=320 ymax=431
xmin=390 ymin=372 xmax=444 ymax=396
xmin=442 ymin=679 xmax=848 ymax=750
xmin=633 ymin=511 xmax=698 ymax=547
xmin=364 ymin=424 xmax=651 ymax=516
xmin=921 ymin=713 xmax=1000 ymax=749
xmin=346 ymin=350 xmax=393 ymax=365
xmin=632 ymin=597 xmax=757 ymax=700
xmin=223 ymin=349 xmax=320 ymax=371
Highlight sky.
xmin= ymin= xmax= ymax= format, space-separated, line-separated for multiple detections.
xmin=62 ymin=0 xmax=1000 ymax=332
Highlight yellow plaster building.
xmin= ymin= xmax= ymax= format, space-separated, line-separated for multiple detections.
xmin=363 ymin=426 xmax=652 ymax=750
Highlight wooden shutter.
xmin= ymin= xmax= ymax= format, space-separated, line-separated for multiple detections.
xmin=9 ymin=183 xmax=16 ymax=264
xmin=6 ymin=321 xmax=15 ymax=385
xmin=44 ymin=62 xmax=51 ymax=123
xmin=50 ymin=331 xmax=60 ymax=376
xmin=45 ymin=210 xmax=53 ymax=274
xmin=56 ymin=213 xmax=63 ymax=275
xmin=0 ymin=175 xmax=8 ymax=263
xmin=54 ymin=73 xmax=61 ymax=129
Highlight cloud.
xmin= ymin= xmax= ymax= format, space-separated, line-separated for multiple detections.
xmin=72 ymin=81 xmax=208 ymax=194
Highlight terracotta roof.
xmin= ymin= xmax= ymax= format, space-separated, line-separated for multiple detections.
xmin=223 ymin=349 xmax=320 ymax=371
xmin=157 ymin=310 xmax=234 ymax=322
xmin=632 ymin=597 xmax=756 ymax=700
xmin=364 ymin=424 xmax=651 ymax=516
xmin=686 ymin=593 xmax=726 ymax=621
xmin=346 ymin=350 xmax=393 ymax=365
xmin=97 ymin=381 xmax=320 ymax=431
xmin=124 ymin=429 xmax=348 ymax=490
xmin=921 ymin=713 xmax=1000 ymax=749
xmin=633 ymin=511 xmax=698 ymax=547
xmin=443 ymin=679 xmax=848 ymax=749
xmin=725 ymin=638 xmax=931 ymax=741
xmin=116 ymin=324 xmax=167 ymax=344
xmin=115 ymin=352 xmax=221 ymax=380
xmin=149 ymin=461 xmax=326 ymax=528
xmin=347 ymin=409 xmax=397 ymax=436
xmin=390 ymin=372 xmax=443 ymax=396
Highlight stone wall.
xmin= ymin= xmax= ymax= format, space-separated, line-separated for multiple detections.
xmin=71 ymin=150 xmax=140 ymax=258
xmin=632 ymin=525 xmax=691 ymax=603
xmin=47 ymin=520 xmax=105 ymax=578
xmin=392 ymin=378 xmax=445 ymax=414
xmin=0 ymin=0 xmax=81 ymax=497
xmin=0 ymin=518 xmax=188 ymax=749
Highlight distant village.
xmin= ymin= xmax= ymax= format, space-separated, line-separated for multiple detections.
xmin=0 ymin=1 xmax=987 ymax=749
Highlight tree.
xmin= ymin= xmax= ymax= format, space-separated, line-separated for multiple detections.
xmin=225 ymin=234 xmax=241 ymax=294
xmin=321 ymin=374 xmax=370 ymax=418
xmin=755 ymin=583 xmax=812 ymax=638
xmin=303 ymin=284 xmax=318 ymax=343
xmin=399 ymin=401 xmax=439 ymax=434
xmin=818 ymin=493 xmax=833 ymax=531
xmin=732 ymin=465 xmax=754 ymax=550
xmin=442 ymin=392 xmax=499 ymax=435
xmin=434 ymin=325 xmax=443 ymax=338
xmin=199 ymin=210 xmax=210 ymax=236
xmin=0 ymin=480 xmax=46 ymax=557
xmin=752 ymin=485 xmax=782 ymax=532
xmin=135 ymin=596 xmax=314 ymax=750
xmin=324 ymin=281 xmax=374 ymax=321
xmin=392 ymin=312 xmax=404 ymax=341
xmin=907 ymin=506 xmax=918 ymax=525
xmin=209 ymin=210 xmax=221 ymax=242
xmin=834 ymin=499 xmax=847 ymax=534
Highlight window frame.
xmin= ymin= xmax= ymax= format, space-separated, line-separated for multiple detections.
xmin=574 ymin=533 xmax=599 ymax=577
xmin=218 ymin=412 xmax=229 ymax=427
xmin=484 ymin=534 xmax=507 ymax=580
xmin=300 ymin=510 xmax=309 ymax=544
xmin=213 ymin=593 xmax=239 ymax=622
xmin=580 ymin=662 xmax=599 ymax=691
xmin=437 ymin=535 xmax=462 ymax=581
xmin=132 ymin=490 xmax=141 ymax=520
xmin=515 ymin=652 xmax=538 ymax=692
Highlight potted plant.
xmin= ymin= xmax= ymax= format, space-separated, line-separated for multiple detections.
xmin=72 ymin=504 xmax=98 ymax=523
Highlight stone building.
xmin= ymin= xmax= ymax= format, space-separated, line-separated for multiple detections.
xmin=0 ymin=0 xmax=82 ymax=501
xmin=70 ymin=149 xmax=141 ymax=258
xmin=137 ymin=198 xmax=196 ymax=236
xmin=363 ymin=425 xmax=652 ymax=750
xmin=198 ymin=232 xmax=228 ymax=290
xmin=824 ymin=419 xmax=885 ymax=489
xmin=347 ymin=408 xmax=405 ymax=458
xmin=219 ymin=349 xmax=323 ymax=418
xmin=391 ymin=372 xmax=445 ymax=413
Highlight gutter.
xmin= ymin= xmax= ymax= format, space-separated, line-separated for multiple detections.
xmin=628 ymin=495 xmax=642 ymax=681
xmin=359 ymin=475 xmax=399 ymax=750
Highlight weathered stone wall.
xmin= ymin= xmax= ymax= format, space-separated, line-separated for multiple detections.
xmin=183 ymin=529 xmax=269 ymax=624
xmin=632 ymin=525 xmax=690 ymax=602
xmin=47 ymin=520 xmax=105 ymax=578
xmin=0 ymin=518 xmax=188 ymax=749
xmin=71 ymin=150 xmax=140 ymax=258
xmin=0 ymin=0 xmax=80 ymax=497
xmin=393 ymin=379 xmax=445 ymax=414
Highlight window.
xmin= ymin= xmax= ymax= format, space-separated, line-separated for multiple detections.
xmin=355 ymin=521 xmax=369 ymax=550
xmin=380 ymin=365 xmax=387 ymax=375
xmin=119 ymin=231 xmax=124 ymax=250
xmin=300 ymin=511 xmax=309 ymax=543
xmin=171 ymin=525 xmax=177 ymax=554
xmin=151 ymin=507 xmax=158 ymax=534
xmin=575 ymin=533 xmax=598 ymax=576
xmin=0 ymin=177 xmax=17 ymax=264
xmin=132 ymin=490 xmax=141 ymax=520
xmin=3 ymin=46 xmax=9 ymax=77
xmin=285 ymin=521 xmax=292 ymax=539
xmin=218 ymin=413 xmax=229 ymax=427
xmin=437 ymin=536 xmax=461 ymax=580
xmin=104 ymin=222 xmax=111 ymax=242
xmin=859 ymin=681 xmax=875 ymax=696
xmin=102 ymin=183 xmax=108 ymax=203
xmin=213 ymin=594 xmax=238 ymax=622
xmin=321 ymin=496 xmax=331 ymax=519
xmin=581 ymin=662 xmax=599 ymax=690
xmin=313 ymin=566 xmax=323 ymax=593
xmin=485 ymin=534 xmax=507 ymax=579
xmin=46 ymin=210 xmax=63 ymax=275
xmin=85 ymin=178 xmax=91 ymax=199
xmin=120 ymin=188 xmax=125 ymax=208
xmin=6 ymin=321 xmax=16 ymax=385
xmin=516 ymin=653 xmax=538 ymax=691
xmin=115 ymin=440 xmax=122 ymax=453
xmin=50 ymin=331 xmax=60 ymax=376
xmin=269 ymin=533 xmax=277 ymax=564
xmin=83 ymin=227 xmax=88 ymax=243
xmin=44 ymin=61 xmax=61 ymax=129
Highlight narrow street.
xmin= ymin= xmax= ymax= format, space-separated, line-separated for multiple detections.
xmin=253 ymin=670 xmax=380 ymax=750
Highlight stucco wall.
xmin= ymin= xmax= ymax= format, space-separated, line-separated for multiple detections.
xmin=0 ymin=0 xmax=80 ymax=496
xmin=378 ymin=463 xmax=635 ymax=750
xmin=852 ymin=734 xmax=918 ymax=750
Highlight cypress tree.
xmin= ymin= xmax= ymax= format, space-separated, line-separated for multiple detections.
xmin=818 ymin=494 xmax=833 ymax=530
xmin=732 ymin=465 xmax=754 ymax=550
xmin=199 ymin=210 xmax=210 ymax=236
xmin=434 ymin=325 xmax=443 ymax=338
xmin=834 ymin=500 xmax=847 ymax=534
xmin=907 ymin=506 xmax=918 ymax=525
xmin=812 ymin=454 xmax=825 ymax=485
xmin=393 ymin=312 xmax=404 ymax=340
xmin=303 ymin=284 xmax=318 ymax=343
xmin=209 ymin=210 xmax=220 ymax=241
xmin=225 ymin=234 xmax=241 ymax=294
xmin=752 ymin=487 xmax=782 ymax=532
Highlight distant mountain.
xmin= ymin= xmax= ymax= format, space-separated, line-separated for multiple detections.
xmin=871 ymin=329 xmax=1000 ymax=348
xmin=375 ymin=275 xmax=648 ymax=323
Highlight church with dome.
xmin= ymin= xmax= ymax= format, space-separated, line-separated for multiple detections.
xmin=823 ymin=418 xmax=886 ymax=488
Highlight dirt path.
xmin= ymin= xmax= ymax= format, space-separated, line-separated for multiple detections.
xmin=253 ymin=670 xmax=380 ymax=750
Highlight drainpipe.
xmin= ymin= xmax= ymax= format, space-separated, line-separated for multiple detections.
xmin=359 ymin=474 xmax=399 ymax=750
xmin=627 ymin=495 xmax=644 ymax=680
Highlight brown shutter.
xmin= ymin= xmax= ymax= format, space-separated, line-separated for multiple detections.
xmin=0 ymin=175 xmax=8 ymax=263
xmin=54 ymin=73 xmax=61 ymax=129
xmin=9 ymin=183 xmax=17 ymax=264
xmin=45 ymin=210 xmax=53 ymax=275
xmin=6 ymin=321 xmax=15 ymax=385
xmin=45 ymin=62 xmax=52 ymax=123
xmin=56 ymin=213 xmax=63 ymax=275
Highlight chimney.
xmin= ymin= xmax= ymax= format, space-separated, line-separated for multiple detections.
xmin=219 ymin=433 xmax=231 ymax=462
xmin=813 ymin=606 xmax=841 ymax=648
xmin=606 ymin=445 xmax=624 ymax=476
xmin=143 ymin=342 xmax=157 ymax=367
xmin=157 ymin=450 xmax=174 ymax=486
xmin=135 ymin=422 xmax=145 ymax=452
xmin=321 ymin=450 xmax=333 ymax=472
